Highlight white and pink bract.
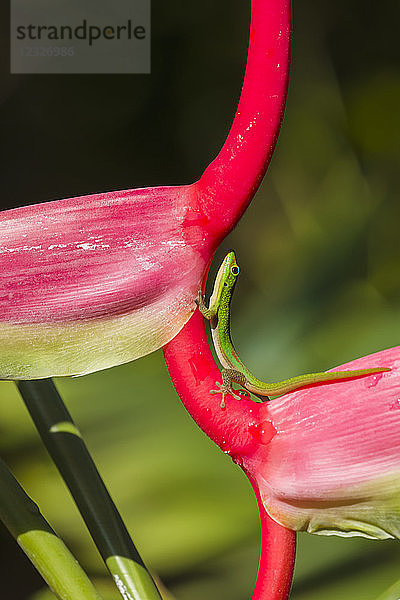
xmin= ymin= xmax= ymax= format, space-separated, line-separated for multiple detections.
xmin=0 ymin=185 xmax=207 ymax=378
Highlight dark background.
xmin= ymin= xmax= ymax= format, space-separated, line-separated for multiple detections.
xmin=0 ymin=1 xmax=400 ymax=598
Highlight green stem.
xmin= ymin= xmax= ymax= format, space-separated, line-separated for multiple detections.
xmin=17 ymin=379 xmax=162 ymax=600
xmin=0 ymin=457 xmax=103 ymax=600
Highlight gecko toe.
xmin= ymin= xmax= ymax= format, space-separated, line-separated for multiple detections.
xmin=210 ymin=381 xmax=223 ymax=395
xmin=195 ymin=290 xmax=203 ymax=307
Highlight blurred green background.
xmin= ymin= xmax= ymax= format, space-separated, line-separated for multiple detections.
xmin=1 ymin=0 xmax=400 ymax=598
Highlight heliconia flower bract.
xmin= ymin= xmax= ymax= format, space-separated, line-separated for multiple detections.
xmin=248 ymin=347 xmax=400 ymax=540
xmin=168 ymin=331 xmax=400 ymax=541
xmin=0 ymin=0 xmax=290 ymax=379
xmin=0 ymin=186 xmax=207 ymax=378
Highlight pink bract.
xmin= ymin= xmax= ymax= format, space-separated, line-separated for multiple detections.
xmin=0 ymin=186 xmax=207 ymax=378
xmin=0 ymin=186 xmax=204 ymax=323
xmin=251 ymin=347 xmax=400 ymax=539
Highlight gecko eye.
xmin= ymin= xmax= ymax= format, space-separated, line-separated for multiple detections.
xmin=231 ymin=265 xmax=240 ymax=276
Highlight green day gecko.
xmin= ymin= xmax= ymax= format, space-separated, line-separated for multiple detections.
xmin=196 ymin=251 xmax=390 ymax=408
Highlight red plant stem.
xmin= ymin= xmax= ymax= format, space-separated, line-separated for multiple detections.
xmin=164 ymin=311 xmax=296 ymax=599
xmin=164 ymin=311 xmax=259 ymax=456
xmin=198 ymin=0 xmax=292 ymax=237
xmin=164 ymin=1 xmax=294 ymax=595
xmin=164 ymin=1 xmax=294 ymax=596
xmin=248 ymin=475 xmax=296 ymax=600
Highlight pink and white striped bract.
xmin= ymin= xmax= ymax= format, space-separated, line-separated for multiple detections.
xmin=246 ymin=347 xmax=400 ymax=539
xmin=0 ymin=184 xmax=211 ymax=378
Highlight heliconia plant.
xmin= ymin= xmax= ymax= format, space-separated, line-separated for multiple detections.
xmin=160 ymin=5 xmax=400 ymax=598
xmin=4 ymin=0 xmax=398 ymax=598
xmin=247 ymin=347 xmax=400 ymax=541
xmin=0 ymin=0 xmax=290 ymax=380
xmin=3 ymin=0 xmax=296 ymax=597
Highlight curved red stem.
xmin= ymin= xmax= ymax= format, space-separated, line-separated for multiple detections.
xmin=164 ymin=1 xmax=294 ymax=596
xmin=164 ymin=311 xmax=259 ymax=456
xmin=198 ymin=0 xmax=292 ymax=238
xmin=164 ymin=312 xmax=296 ymax=599
xmin=249 ymin=475 xmax=296 ymax=600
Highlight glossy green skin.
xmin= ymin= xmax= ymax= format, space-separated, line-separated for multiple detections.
xmin=197 ymin=251 xmax=390 ymax=406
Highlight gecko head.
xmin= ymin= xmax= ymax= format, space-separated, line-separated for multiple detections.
xmin=208 ymin=251 xmax=240 ymax=308
xmin=219 ymin=251 xmax=240 ymax=292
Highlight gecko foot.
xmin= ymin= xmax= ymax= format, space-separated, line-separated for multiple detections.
xmin=196 ymin=290 xmax=214 ymax=320
xmin=210 ymin=381 xmax=241 ymax=409
xmin=194 ymin=290 xmax=204 ymax=307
